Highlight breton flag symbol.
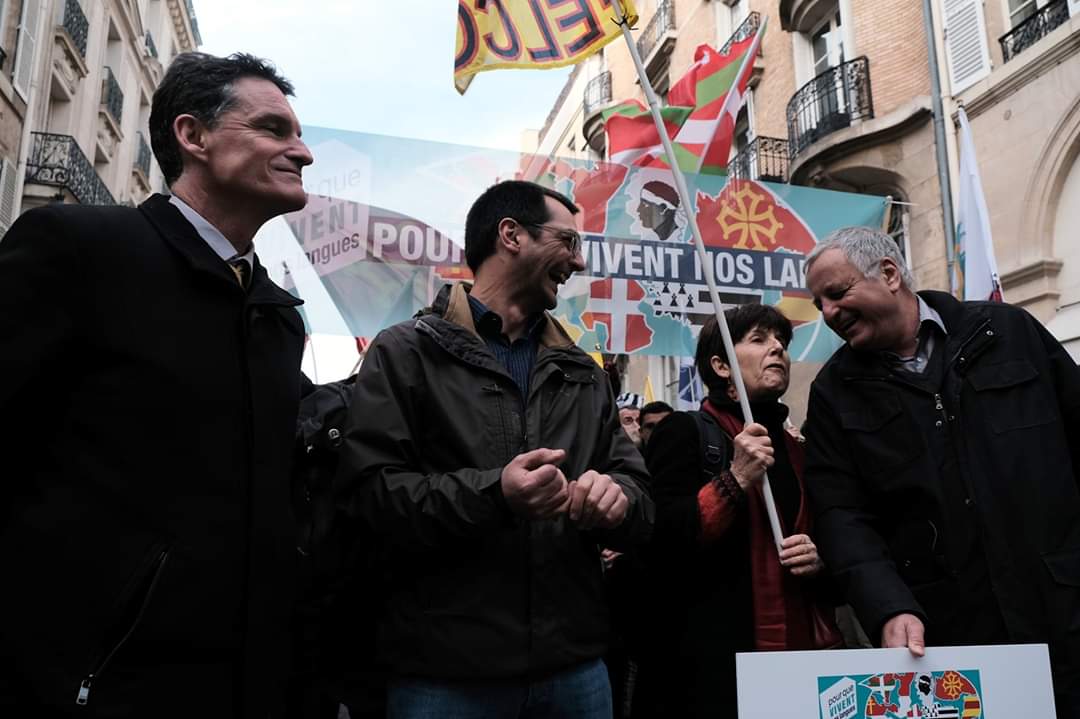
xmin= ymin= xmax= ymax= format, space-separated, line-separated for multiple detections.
xmin=580 ymin=278 xmax=655 ymax=353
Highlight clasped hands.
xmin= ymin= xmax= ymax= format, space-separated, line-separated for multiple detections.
xmin=501 ymin=448 xmax=628 ymax=529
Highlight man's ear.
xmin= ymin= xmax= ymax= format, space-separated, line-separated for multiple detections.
xmin=710 ymin=355 xmax=731 ymax=381
xmin=173 ymin=114 xmax=209 ymax=165
xmin=496 ymin=217 xmax=521 ymax=256
xmin=880 ymin=257 xmax=904 ymax=292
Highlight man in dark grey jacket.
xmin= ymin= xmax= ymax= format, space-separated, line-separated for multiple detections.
xmin=336 ymin=180 xmax=653 ymax=718
xmin=803 ymin=226 xmax=1080 ymax=716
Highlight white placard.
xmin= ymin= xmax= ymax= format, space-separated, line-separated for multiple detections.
xmin=737 ymin=644 xmax=1056 ymax=718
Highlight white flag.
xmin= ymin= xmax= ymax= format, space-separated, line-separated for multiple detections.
xmin=954 ymin=107 xmax=1003 ymax=301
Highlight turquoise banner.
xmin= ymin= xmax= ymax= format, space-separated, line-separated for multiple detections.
xmin=256 ymin=126 xmax=888 ymax=361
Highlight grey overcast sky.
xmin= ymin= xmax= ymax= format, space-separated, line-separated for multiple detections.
xmin=194 ymin=0 xmax=573 ymax=151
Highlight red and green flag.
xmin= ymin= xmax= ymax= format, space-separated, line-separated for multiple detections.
xmin=673 ymin=19 xmax=766 ymax=174
xmin=602 ymin=18 xmax=766 ymax=174
xmin=601 ymin=101 xmax=693 ymax=167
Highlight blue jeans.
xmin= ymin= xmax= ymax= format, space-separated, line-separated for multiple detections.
xmin=387 ymin=659 xmax=612 ymax=719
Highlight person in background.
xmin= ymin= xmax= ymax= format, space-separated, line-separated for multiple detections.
xmin=616 ymin=392 xmax=645 ymax=448
xmin=638 ymin=401 xmax=674 ymax=449
xmin=635 ymin=304 xmax=840 ymax=718
xmin=0 ymin=52 xmax=312 ymax=715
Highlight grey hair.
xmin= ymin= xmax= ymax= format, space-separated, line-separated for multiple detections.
xmin=805 ymin=226 xmax=916 ymax=289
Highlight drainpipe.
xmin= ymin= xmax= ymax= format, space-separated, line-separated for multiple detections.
xmin=922 ymin=0 xmax=957 ymax=290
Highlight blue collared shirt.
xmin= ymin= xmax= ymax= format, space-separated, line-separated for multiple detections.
xmin=467 ymin=294 xmax=544 ymax=399
xmin=169 ymin=194 xmax=255 ymax=268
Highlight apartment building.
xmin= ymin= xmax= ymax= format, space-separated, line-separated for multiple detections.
xmin=6 ymin=0 xmax=199 ymax=220
xmin=529 ymin=0 xmax=1080 ymax=406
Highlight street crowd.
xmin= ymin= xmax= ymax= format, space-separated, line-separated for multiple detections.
xmin=2 ymin=51 xmax=1079 ymax=719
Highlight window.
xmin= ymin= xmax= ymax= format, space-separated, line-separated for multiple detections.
xmin=810 ymin=12 xmax=844 ymax=76
xmin=1007 ymin=0 xmax=1039 ymax=26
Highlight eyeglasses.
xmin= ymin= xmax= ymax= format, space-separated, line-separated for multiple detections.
xmin=517 ymin=221 xmax=582 ymax=255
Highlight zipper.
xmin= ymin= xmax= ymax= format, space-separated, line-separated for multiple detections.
xmin=76 ymin=547 xmax=170 ymax=706
xmin=947 ymin=318 xmax=992 ymax=372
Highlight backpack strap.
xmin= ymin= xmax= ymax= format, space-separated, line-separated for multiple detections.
xmin=691 ymin=410 xmax=729 ymax=482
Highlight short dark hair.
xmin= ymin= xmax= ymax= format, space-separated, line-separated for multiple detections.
xmin=640 ymin=401 xmax=673 ymax=419
xmin=464 ymin=180 xmax=578 ymax=271
xmin=150 ymin=52 xmax=295 ymax=185
xmin=694 ymin=303 xmax=793 ymax=397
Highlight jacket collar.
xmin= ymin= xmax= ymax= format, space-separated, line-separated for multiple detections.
xmin=424 ymin=283 xmax=593 ymax=369
xmin=139 ymin=193 xmax=301 ymax=308
xmin=828 ymin=289 xmax=993 ymax=380
xmin=434 ymin=283 xmax=580 ymax=351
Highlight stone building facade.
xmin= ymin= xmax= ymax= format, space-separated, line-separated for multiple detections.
xmin=932 ymin=0 xmax=1080 ymax=357
xmin=5 ymin=0 xmax=199 ymax=219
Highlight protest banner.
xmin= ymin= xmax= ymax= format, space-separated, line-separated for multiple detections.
xmin=255 ymin=126 xmax=887 ymax=362
xmin=737 ymin=644 xmax=1056 ymax=718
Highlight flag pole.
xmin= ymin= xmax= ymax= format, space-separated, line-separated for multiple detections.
xmin=611 ymin=1 xmax=784 ymax=550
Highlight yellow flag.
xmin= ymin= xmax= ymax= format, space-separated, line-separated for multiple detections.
xmin=644 ymin=375 xmax=655 ymax=404
xmin=454 ymin=0 xmax=638 ymax=94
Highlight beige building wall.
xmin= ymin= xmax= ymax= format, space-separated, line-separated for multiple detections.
xmin=931 ymin=0 xmax=1080 ymax=356
xmin=17 ymin=0 xmax=199 ymax=215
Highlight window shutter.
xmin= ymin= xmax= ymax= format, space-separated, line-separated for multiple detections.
xmin=0 ymin=158 xmax=18 ymax=234
xmin=13 ymin=0 xmax=41 ymax=100
xmin=943 ymin=0 xmax=992 ymax=95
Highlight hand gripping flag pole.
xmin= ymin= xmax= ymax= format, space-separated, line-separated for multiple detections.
xmin=611 ymin=1 xmax=784 ymax=550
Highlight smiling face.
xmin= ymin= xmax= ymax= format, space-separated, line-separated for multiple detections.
xmin=805 ymin=247 xmax=908 ymax=352
xmin=713 ymin=325 xmax=791 ymax=402
xmin=517 ymin=196 xmax=586 ymax=312
xmin=199 ymin=77 xmax=313 ymax=215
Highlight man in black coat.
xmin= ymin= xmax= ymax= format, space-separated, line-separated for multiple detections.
xmin=804 ymin=226 xmax=1080 ymax=716
xmin=0 ymin=52 xmax=313 ymax=716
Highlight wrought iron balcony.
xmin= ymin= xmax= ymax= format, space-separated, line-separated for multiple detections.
xmin=25 ymin=132 xmax=116 ymax=206
xmin=102 ymin=66 xmax=124 ymax=125
xmin=1000 ymin=0 xmax=1070 ymax=63
xmin=730 ymin=136 xmax=790 ymax=183
xmin=583 ymin=71 xmax=612 ymax=117
xmin=720 ymin=11 xmax=761 ymax=56
xmin=636 ymin=0 xmax=676 ymax=63
xmin=135 ymin=131 xmax=152 ymax=178
xmin=145 ymin=30 xmax=158 ymax=59
xmin=787 ymin=56 xmax=873 ymax=157
xmin=61 ymin=0 xmax=89 ymax=59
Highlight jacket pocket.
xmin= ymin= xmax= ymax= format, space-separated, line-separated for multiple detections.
xmin=76 ymin=543 xmax=171 ymax=706
xmin=968 ymin=359 xmax=1058 ymax=433
xmin=1043 ymin=547 xmax=1080 ymax=588
xmin=839 ymin=395 xmax=921 ymax=473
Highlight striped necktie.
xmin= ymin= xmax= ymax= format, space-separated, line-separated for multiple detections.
xmin=228 ymin=258 xmax=250 ymax=288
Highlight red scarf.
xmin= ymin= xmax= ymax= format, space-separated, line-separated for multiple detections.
xmin=702 ymin=399 xmax=842 ymax=651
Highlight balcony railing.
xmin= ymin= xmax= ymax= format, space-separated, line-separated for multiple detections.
xmin=25 ymin=132 xmax=116 ymax=206
xmin=730 ymin=136 xmax=790 ymax=183
xmin=787 ymin=56 xmax=873 ymax=157
xmin=145 ymin=30 xmax=158 ymax=59
xmin=720 ymin=11 xmax=761 ymax=56
xmin=135 ymin=131 xmax=152 ymax=178
xmin=636 ymin=0 xmax=676 ymax=61
xmin=102 ymin=66 xmax=124 ymax=125
xmin=583 ymin=71 xmax=612 ymax=117
xmin=1000 ymin=0 xmax=1070 ymax=63
xmin=61 ymin=0 xmax=89 ymax=59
